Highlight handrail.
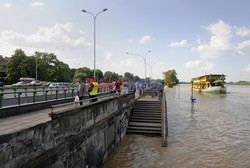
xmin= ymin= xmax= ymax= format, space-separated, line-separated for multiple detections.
xmin=51 ymin=93 xmax=116 ymax=109
xmin=50 ymin=92 xmax=125 ymax=118
xmin=1 ymin=87 xmax=76 ymax=95
xmin=0 ymin=87 xmax=77 ymax=108
xmin=0 ymin=86 xmax=116 ymax=108
xmin=161 ymin=92 xmax=168 ymax=147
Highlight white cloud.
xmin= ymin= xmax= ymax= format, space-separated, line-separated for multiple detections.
xmin=105 ymin=52 xmax=112 ymax=60
xmin=169 ymin=40 xmax=189 ymax=48
xmin=244 ymin=64 xmax=250 ymax=72
xmin=3 ymin=2 xmax=11 ymax=8
xmin=103 ymin=58 xmax=139 ymax=74
xmin=139 ymin=35 xmax=155 ymax=44
xmin=196 ymin=35 xmax=201 ymax=44
xmin=185 ymin=59 xmax=202 ymax=68
xmin=0 ymin=23 xmax=91 ymax=50
xmin=236 ymin=40 xmax=250 ymax=52
xmin=30 ymin=2 xmax=45 ymax=7
xmin=200 ymin=62 xmax=216 ymax=71
xmin=236 ymin=27 xmax=250 ymax=37
xmin=185 ymin=60 xmax=216 ymax=71
xmin=192 ymin=20 xmax=235 ymax=59
xmin=0 ymin=23 xmax=92 ymax=57
xmin=128 ymin=38 xmax=134 ymax=44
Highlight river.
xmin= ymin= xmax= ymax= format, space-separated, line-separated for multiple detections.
xmin=103 ymin=85 xmax=250 ymax=168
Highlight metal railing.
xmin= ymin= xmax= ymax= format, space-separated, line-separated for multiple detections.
xmin=0 ymin=86 xmax=119 ymax=108
xmin=161 ymin=92 xmax=168 ymax=147
xmin=0 ymin=87 xmax=78 ymax=108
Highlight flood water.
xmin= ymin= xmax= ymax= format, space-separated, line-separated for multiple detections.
xmin=103 ymin=85 xmax=250 ymax=168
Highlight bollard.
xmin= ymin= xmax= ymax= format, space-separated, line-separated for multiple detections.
xmin=18 ymin=92 xmax=22 ymax=105
xmin=0 ymin=93 xmax=3 ymax=108
xmin=72 ymin=89 xmax=74 ymax=97
xmin=64 ymin=90 xmax=67 ymax=99
xmin=33 ymin=91 xmax=36 ymax=103
xmin=56 ymin=90 xmax=58 ymax=100
xmin=14 ymin=88 xmax=17 ymax=98
xmin=45 ymin=91 xmax=48 ymax=101
xmin=25 ymin=88 xmax=27 ymax=97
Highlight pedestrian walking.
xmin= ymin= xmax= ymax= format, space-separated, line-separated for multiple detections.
xmin=77 ymin=79 xmax=85 ymax=105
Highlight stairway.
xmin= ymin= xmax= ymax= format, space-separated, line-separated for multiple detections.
xmin=127 ymin=100 xmax=162 ymax=134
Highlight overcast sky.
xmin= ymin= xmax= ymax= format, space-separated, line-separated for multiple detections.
xmin=1 ymin=0 xmax=250 ymax=81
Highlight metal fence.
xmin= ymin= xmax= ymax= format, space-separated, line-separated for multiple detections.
xmin=0 ymin=86 xmax=112 ymax=108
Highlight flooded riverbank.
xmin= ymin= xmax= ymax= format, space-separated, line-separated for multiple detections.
xmin=104 ymin=85 xmax=250 ymax=168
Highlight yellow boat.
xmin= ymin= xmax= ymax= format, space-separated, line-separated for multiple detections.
xmin=191 ymin=74 xmax=226 ymax=94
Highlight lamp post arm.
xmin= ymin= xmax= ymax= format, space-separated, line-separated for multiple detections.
xmin=126 ymin=52 xmax=145 ymax=61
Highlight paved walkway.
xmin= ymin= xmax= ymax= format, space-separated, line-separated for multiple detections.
xmin=0 ymin=93 xmax=118 ymax=136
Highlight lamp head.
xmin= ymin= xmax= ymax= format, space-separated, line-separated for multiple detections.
xmin=82 ymin=10 xmax=87 ymax=12
xmin=103 ymin=8 xmax=108 ymax=11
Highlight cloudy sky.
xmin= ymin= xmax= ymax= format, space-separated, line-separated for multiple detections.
xmin=1 ymin=0 xmax=250 ymax=82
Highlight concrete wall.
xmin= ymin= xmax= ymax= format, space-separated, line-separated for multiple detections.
xmin=0 ymin=93 xmax=135 ymax=168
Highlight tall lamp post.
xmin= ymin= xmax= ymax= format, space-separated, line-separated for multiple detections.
xmin=35 ymin=56 xmax=37 ymax=81
xmin=147 ymin=64 xmax=152 ymax=80
xmin=147 ymin=62 xmax=155 ymax=80
xmin=126 ymin=51 xmax=151 ymax=79
xmin=82 ymin=8 xmax=108 ymax=79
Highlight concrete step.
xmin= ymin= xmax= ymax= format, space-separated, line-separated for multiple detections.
xmin=136 ymin=102 xmax=161 ymax=105
xmin=134 ymin=106 xmax=161 ymax=109
xmin=131 ymin=117 xmax=161 ymax=122
xmin=132 ymin=115 xmax=161 ymax=118
xmin=127 ymin=126 xmax=161 ymax=131
xmin=133 ymin=107 xmax=162 ymax=111
xmin=130 ymin=119 xmax=161 ymax=123
xmin=133 ymin=110 xmax=162 ymax=113
xmin=131 ymin=115 xmax=161 ymax=120
xmin=126 ymin=129 xmax=161 ymax=134
xmin=128 ymin=122 xmax=161 ymax=128
xmin=135 ymin=103 xmax=161 ymax=105
xmin=132 ymin=112 xmax=161 ymax=116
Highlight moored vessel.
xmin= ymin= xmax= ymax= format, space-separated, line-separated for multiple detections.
xmin=191 ymin=74 xmax=226 ymax=94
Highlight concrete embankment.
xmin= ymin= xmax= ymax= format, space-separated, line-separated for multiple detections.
xmin=0 ymin=93 xmax=135 ymax=168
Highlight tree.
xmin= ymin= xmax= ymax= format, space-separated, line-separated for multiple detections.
xmin=163 ymin=69 xmax=179 ymax=88
xmin=124 ymin=72 xmax=134 ymax=81
xmin=134 ymin=75 xmax=140 ymax=82
xmin=6 ymin=49 xmax=28 ymax=83
xmin=74 ymin=72 xmax=87 ymax=82
xmin=104 ymin=71 xmax=119 ymax=81
xmin=76 ymin=67 xmax=93 ymax=78
xmin=96 ymin=69 xmax=104 ymax=80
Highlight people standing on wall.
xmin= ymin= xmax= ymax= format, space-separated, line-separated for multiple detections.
xmin=77 ymin=79 xmax=85 ymax=105
xmin=88 ymin=78 xmax=98 ymax=103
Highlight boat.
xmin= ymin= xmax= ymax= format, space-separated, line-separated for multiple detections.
xmin=191 ymin=74 xmax=226 ymax=94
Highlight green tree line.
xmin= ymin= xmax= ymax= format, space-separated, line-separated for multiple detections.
xmin=0 ymin=49 xmax=142 ymax=84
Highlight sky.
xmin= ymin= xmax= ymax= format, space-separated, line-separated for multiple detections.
xmin=1 ymin=0 xmax=250 ymax=82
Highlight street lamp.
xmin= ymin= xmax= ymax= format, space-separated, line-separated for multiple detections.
xmin=35 ymin=56 xmax=37 ymax=81
xmin=82 ymin=8 xmax=108 ymax=79
xmin=126 ymin=51 xmax=151 ymax=79
xmin=147 ymin=64 xmax=152 ymax=80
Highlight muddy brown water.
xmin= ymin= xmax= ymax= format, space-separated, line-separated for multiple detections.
xmin=103 ymin=85 xmax=250 ymax=168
